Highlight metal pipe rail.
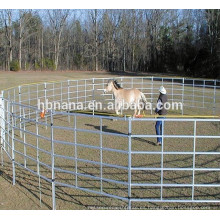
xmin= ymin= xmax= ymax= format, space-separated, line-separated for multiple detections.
xmin=0 ymin=76 xmax=220 ymax=210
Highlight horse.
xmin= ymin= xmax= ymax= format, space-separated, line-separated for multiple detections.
xmin=104 ymin=79 xmax=148 ymax=117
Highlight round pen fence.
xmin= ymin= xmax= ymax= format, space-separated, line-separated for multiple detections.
xmin=0 ymin=76 xmax=220 ymax=209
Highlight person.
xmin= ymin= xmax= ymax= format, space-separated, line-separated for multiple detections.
xmin=154 ymin=86 xmax=168 ymax=145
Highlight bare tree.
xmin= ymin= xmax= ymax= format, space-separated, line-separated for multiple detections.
xmin=0 ymin=9 xmax=218 ymax=78
xmin=47 ymin=9 xmax=70 ymax=70
xmin=86 ymin=9 xmax=103 ymax=71
xmin=1 ymin=9 xmax=13 ymax=70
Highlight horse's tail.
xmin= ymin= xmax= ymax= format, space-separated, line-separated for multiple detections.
xmin=140 ymin=92 xmax=148 ymax=110
xmin=140 ymin=92 xmax=147 ymax=104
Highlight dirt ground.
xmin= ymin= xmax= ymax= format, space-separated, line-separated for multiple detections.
xmin=0 ymin=70 xmax=220 ymax=210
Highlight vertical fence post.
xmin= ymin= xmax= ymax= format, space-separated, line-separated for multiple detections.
xmin=11 ymin=102 xmax=16 ymax=185
xmin=92 ymin=78 xmax=95 ymax=116
xmin=7 ymin=100 xmax=10 ymax=153
xmin=160 ymin=118 xmax=164 ymax=200
xmin=192 ymin=120 xmax=197 ymax=201
xmin=67 ymin=80 xmax=70 ymax=123
xmin=1 ymin=92 xmax=5 ymax=153
xmin=0 ymin=141 xmax=3 ymax=167
xmin=44 ymin=82 xmax=47 ymax=102
xmin=74 ymin=114 xmax=78 ymax=188
xmin=193 ymin=79 xmax=195 ymax=107
xmin=203 ymin=80 xmax=205 ymax=109
xmin=37 ymin=84 xmax=39 ymax=107
xmin=28 ymin=85 xmax=31 ymax=119
xmin=100 ymin=117 xmax=103 ymax=193
xmin=141 ymin=77 xmax=144 ymax=92
xmin=84 ymin=80 xmax=87 ymax=110
xmin=23 ymin=108 xmax=27 ymax=168
xmin=213 ymin=80 xmax=216 ymax=115
xmin=61 ymin=81 xmax=63 ymax=104
xmin=128 ymin=117 xmax=132 ymax=210
xmin=52 ymin=82 xmax=55 ymax=103
xmin=36 ymin=110 xmax=42 ymax=207
xmin=0 ymin=100 xmax=3 ymax=166
xmin=44 ymin=83 xmax=48 ymax=129
xmin=120 ymin=77 xmax=123 ymax=88
xmin=13 ymin=88 xmax=16 ymax=127
xmin=50 ymin=110 xmax=56 ymax=210
xmin=151 ymin=77 xmax=154 ymax=115
xmin=182 ymin=78 xmax=184 ymax=115
xmin=0 ymin=91 xmax=5 ymax=166
xmin=76 ymin=80 xmax=79 ymax=104
xmin=171 ymin=78 xmax=174 ymax=103
xmin=18 ymin=86 xmax=22 ymax=138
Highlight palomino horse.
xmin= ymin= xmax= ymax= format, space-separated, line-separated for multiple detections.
xmin=104 ymin=79 xmax=147 ymax=117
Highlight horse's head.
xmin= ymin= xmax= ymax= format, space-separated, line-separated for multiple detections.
xmin=104 ymin=80 xmax=122 ymax=93
xmin=104 ymin=80 xmax=114 ymax=93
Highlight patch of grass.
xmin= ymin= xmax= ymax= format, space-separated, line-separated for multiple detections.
xmin=0 ymin=71 xmax=220 ymax=210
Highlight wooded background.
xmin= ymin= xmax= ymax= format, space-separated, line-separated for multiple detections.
xmin=0 ymin=9 xmax=219 ymax=78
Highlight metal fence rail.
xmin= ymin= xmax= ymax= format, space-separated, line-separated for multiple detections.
xmin=0 ymin=77 xmax=220 ymax=210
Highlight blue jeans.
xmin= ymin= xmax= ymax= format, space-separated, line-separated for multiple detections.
xmin=155 ymin=117 xmax=165 ymax=143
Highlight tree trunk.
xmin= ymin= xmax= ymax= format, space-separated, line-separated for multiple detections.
xmin=94 ymin=9 xmax=98 ymax=71
xmin=19 ymin=17 xmax=22 ymax=70
xmin=123 ymin=45 xmax=126 ymax=72
xmin=19 ymin=38 xmax=22 ymax=70
xmin=41 ymin=29 xmax=44 ymax=70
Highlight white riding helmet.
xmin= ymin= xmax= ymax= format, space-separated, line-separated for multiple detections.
xmin=159 ymin=86 xmax=166 ymax=94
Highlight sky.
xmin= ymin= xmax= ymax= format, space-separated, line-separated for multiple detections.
xmin=1 ymin=0 xmax=220 ymax=10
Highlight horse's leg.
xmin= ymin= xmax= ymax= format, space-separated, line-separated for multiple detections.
xmin=115 ymin=102 xmax=120 ymax=115
xmin=133 ymin=101 xmax=140 ymax=117
xmin=137 ymin=101 xmax=141 ymax=115
xmin=119 ymin=102 xmax=123 ymax=115
xmin=133 ymin=108 xmax=137 ymax=117
xmin=113 ymin=102 xmax=119 ymax=121
xmin=116 ymin=100 xmax=123 ymax=115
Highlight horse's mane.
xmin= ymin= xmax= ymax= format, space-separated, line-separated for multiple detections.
xmin=112 ymin=80 xmax=123 ymax=90
xmin=107 ymin=79 xmax=123 ymax=90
